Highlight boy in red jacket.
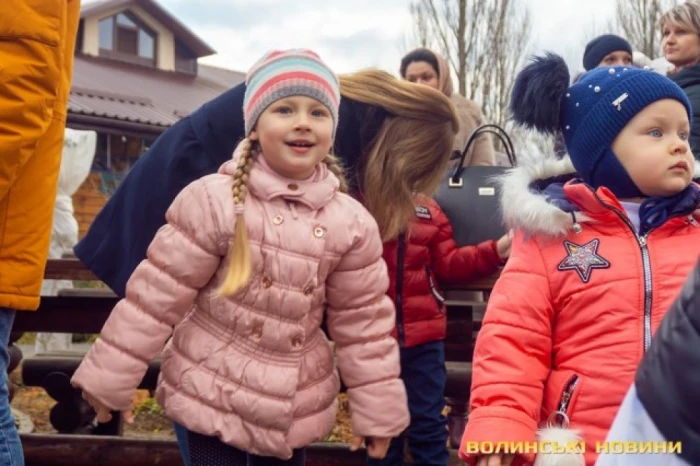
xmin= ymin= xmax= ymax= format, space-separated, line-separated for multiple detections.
xmin=463 ymin=54 xmax=700 ymax=466
xmin=368 ymin=193 xmax=512 ymax=466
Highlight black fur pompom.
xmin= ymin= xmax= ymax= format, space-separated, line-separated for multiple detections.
xmin=509 ymin=52 xmax=570 ymax=135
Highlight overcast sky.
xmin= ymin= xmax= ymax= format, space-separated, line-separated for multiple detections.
xmin=155 ymin=0 xmax=626 ymax=76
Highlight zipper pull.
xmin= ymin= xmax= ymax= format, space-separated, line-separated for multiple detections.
xmin=570 ymin=212 xmax=582 ymax=234
xmin=559 ymin=391 xmax=571 ymax=409
xmin=638 ymin=236 xmax=647 ymax=247
xmin=688 ymin=215 xmax=699 ymax=227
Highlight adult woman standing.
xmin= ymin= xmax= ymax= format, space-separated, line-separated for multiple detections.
xmin=660 ymin=2 xmax=700 ymax=156
xmin=400 ymin=48 xmax=495 ymax=166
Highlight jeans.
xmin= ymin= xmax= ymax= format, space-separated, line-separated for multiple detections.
xmin=174 ymin=421 xmax=191 ymax=466
xmin=367 ymin=340 xmax=448 ymax=466
xmin=0 ymin=309 xmax=23 ymax=466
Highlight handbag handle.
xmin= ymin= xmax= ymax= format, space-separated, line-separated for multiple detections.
xmin=449 ymin=124 xmax=516 ymax=186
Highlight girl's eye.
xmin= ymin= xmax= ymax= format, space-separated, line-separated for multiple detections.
xmin=649 ymin=129 xmax=663 ymax=138
xmin=312 ymin=109 xmax=328 ymax=118
xmin=277 ymin=106 xmax=292 ymax=114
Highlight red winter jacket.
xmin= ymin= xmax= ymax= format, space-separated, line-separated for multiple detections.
xmin=382 ymin=195 xmax=503 ymax=348
xmin=460 ymin=156 xmax=700 ymax=466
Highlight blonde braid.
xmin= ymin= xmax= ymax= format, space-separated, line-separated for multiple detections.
xmin=323 ymin=154 xmax=348 ymax=193
xmin=218 ymin=139 xmax=257 ymax=296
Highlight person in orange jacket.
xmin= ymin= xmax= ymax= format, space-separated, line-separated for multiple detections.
xmin=460 ymin=53 xmax=700 ymax=466
xmin=0 ymin=1 xmax=81 ymax=462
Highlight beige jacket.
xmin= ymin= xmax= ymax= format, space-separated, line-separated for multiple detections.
xmin=433 ymin=51 xmax=494 ymax=167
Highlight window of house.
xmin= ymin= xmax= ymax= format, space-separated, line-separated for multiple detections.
xmin=91 ymin=133 xmax=156 ymax=177
xmin=98 ymin=11 xmax=157 ymax=66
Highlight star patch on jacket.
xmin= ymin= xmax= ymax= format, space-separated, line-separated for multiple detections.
xmin=557 ymin=239 xmax=610 ymax=283
xmin=415 ymin=205 xmax=432 ymax=220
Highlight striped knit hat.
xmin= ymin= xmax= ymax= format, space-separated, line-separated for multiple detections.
xmin=243 ymin=49 xmax=340 ymax=137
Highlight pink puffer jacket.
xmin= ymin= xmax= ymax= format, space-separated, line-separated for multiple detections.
xmin=71 ymin=153 xmax=410 ymax=459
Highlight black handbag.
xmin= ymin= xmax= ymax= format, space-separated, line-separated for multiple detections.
xmin=434 ymin=124 xmax=516 ymax=247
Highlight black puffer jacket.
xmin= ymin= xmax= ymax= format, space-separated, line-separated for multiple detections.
xmin=669 ymin=64 xmax=700 ymax=159
xmin=635 ymin=258 xmax=700 ymax=465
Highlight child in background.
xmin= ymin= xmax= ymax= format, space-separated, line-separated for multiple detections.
xmin=369 ymin=193 xmax=512 ymax=466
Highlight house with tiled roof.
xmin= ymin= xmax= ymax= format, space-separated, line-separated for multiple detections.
xmin=70 ymin=0 xmax=245 ymax=236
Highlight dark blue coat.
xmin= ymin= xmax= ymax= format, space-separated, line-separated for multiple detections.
xmin=74 ymin=82 xmax=381 ymax=297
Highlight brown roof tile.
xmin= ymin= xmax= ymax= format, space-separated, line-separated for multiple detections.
xmin=69 ymin=54 xmax=245 ymax=129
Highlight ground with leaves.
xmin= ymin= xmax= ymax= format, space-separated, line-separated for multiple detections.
xmin=9 ymin=365 xmax=354 ymax=442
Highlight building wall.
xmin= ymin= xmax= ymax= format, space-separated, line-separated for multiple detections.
xmin=73 ymin=173 xmax=109 ymax=239
xmin=82 ymin=4 xmax=176 ymax=71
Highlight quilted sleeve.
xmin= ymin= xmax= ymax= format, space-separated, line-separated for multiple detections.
xmin=459 ymin=230 xmax=554 ymax=465
xmin=325 ymin=208 xmax=410 ymax=439
xmin=71 ymin=178 xmax=227 ymax=410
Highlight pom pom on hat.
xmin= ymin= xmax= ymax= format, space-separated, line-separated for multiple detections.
xmin=509 ymin=53 xmax=571 ymax=135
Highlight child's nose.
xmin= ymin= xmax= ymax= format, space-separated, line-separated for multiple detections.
xmin=671 ymin=139 xmax=689 ymax=154
xmin=294 ymin=114 xmax=311 ymax=129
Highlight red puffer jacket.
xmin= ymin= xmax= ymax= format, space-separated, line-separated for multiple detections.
xmin=383 ymin=195 xmax=503 ymax=348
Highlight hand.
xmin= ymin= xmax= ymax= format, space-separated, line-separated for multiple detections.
xmin=349 ymin=436 xmax=391 ymax=459
xmin=496 ymin=229 xmax=515 ymax=260
xmin=477 ymin=453 xmax=514 ymax=466
xmin=82 ymin=391 xmax=134 ymax=424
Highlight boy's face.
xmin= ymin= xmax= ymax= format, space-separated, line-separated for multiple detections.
xmin=612 ymin=99 xmax=694 ymax=197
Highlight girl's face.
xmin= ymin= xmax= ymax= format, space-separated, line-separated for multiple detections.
xmin=249 ymin=96 xmax=333 ymax=180
xmin=662 ymin=23 xmax=700 ymax=67
xmin=404 ymin=61 xmax=440 ymax=90
xmin=612 ymin=99 xmax=694 ymax=197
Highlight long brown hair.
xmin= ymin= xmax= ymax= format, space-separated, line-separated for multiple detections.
xmin=339 ymin=69 xmax=459 ymax=240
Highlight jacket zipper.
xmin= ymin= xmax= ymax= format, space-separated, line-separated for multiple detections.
xmin=424 ymin=264 xmax=446 ymax=310
xmin=396 ymin=232 xmax=406 ymax=347
xmin=548 ymin=374 xmax=579 ymax=428
xmin=558 ymin=375 xmax=579 ymax=415
xmin=591 ymin=193 xmax=655 ymax=351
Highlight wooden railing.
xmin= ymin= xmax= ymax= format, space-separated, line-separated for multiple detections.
xmin=11 ymin=259 xmax=500 ymax=466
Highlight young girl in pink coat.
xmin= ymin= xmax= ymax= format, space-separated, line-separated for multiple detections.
xmin=70 ymin=49 xmax=410 ymax=466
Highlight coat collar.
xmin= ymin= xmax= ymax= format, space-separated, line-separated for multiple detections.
xmin=499 ymin=154 xmax=700 ymax=237
xmin=219 ymin=142 xmax=340 ymax=211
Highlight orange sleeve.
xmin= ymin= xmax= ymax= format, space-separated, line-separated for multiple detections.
xmin=459 ymin=230 xmax=554 ymax=465
xmin=0 ymin=0 xmax=67 ymax=200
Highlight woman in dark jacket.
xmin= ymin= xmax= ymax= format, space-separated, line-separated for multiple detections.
xmin=73 ymin=70 xmax=459 ymax=465
xmin=669 ymin=67 xmax=700 ymax=156
xmin=599 ymin=258 xmax=700 ymax=466
xmin=660 ymin=2 xmax=700 ymax=157
xmin=75 ymin=71 xmax=458 ymax=297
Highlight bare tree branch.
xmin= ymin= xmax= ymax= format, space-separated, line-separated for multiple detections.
xmin=616 ymin=0 xmax=679 ymax=59
xmin=406 ymin=0 xmax=533 ymax=150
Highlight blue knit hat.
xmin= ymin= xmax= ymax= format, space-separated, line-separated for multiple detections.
xmin=583 ymin=34 xmax=632 ymax=71
xmin=510 ymin=53 xmax=692 ymax=197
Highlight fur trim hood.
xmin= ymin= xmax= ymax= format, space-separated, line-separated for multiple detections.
xmin=499 ymin=155 xmax=700 ymax=237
